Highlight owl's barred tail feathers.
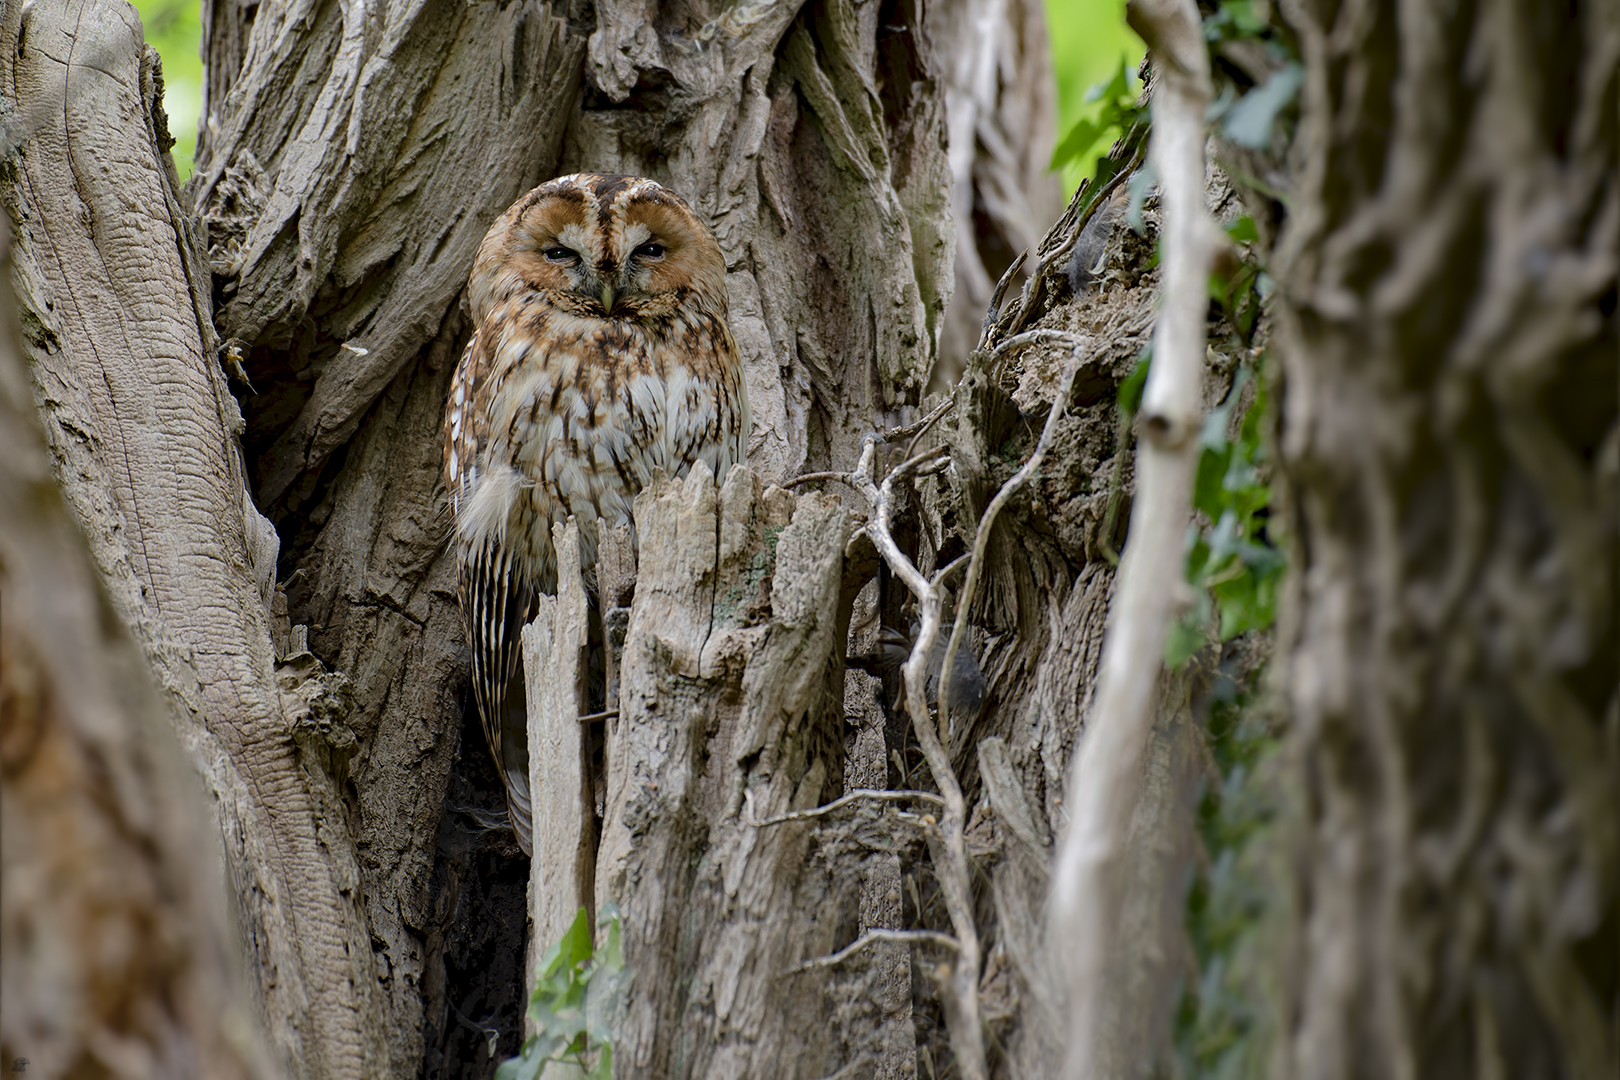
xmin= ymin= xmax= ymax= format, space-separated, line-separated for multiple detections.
xmin=461 ymin=539 xmax=538 ymax=855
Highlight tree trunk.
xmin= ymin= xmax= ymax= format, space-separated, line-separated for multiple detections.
xmin=7 ymin=0 xmax=1048 ymax=1074
xmin=1272 ymin=0 xmax=1619 ymax=1074
xmin=0 ymin=222 xmax=269 ymax=1080
xmin=3 ymin=3 xmax=385 ymax=1075
xmin=3 ymin=0 xmax=1213 ymax=1073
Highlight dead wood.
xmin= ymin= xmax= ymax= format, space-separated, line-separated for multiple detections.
xmin=584 ymin=464 xmax=916 ymax=1078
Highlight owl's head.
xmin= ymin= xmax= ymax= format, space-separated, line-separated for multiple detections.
xmin=469 ymin=174 xmax=727 ymax=325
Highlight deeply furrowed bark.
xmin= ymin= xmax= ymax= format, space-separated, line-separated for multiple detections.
xmin=3 ymin=0 xmax=1164 ymax=1073
xmin=1272 ymin=0 xmax=1619 ymax=1075
xmin=2 ymin=2 xmax=386 ymax=1076
xmin=179 ymin=0 xmax=966 ymax=1070
xmin=0 ymin=222 xmax=269 ymax=1080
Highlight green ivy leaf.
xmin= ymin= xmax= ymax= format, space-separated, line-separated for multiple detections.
xmin=1222 ymin=64 xmax=1304 ymax=150
xmin=1224 ymin=215 xmax=1259 ymax=244
xmin=1118 ymin=350 xmax=1151 ymax=414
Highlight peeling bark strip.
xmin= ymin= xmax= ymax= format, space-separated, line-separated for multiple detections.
xmin=525 ymin=519 xmax=595 ymax=964
xmin=2 ymin=3 xmax=386 ymax=1077
xmin=1274 ymin=0 xmax=1619 ymax=1074
xmin=587 ymin=464 xmax=910 ymax=1078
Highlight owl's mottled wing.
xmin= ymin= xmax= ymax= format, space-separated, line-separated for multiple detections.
xmin=460 ymin=538 xmax=536 ymax=853
xmin=445 ymin=323 xmax=538 ymax=853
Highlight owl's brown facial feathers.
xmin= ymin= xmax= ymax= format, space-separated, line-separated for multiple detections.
xmin=470 ymin=174 xmax=726 ymax=324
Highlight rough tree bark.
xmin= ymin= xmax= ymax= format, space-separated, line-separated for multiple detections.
xmin=2 ymin=0 xmax=1219 ymax=1074
xmin=4 ymin=0 xmax=1062 ymax=1075
xmin=0 ymin=223 xmax=269 ymax=1079
xmin=1272 ymin=0 xmax=1618 ymax=1075
xmin=3 ymin=3 xmax=385 ymax=1076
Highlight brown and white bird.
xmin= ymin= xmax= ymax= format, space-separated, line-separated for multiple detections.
xmin=443 ymin=174 xmax=750 ymax=854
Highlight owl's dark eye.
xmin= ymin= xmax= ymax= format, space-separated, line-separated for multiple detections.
xmin=542 ymin=245 xmax=579 ymax=265
xmin=633 ymin=242 xmax=666 ymax=261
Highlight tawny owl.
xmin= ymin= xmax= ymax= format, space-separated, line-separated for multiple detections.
xmin=443 ymin=174 xmax=750 ymax=854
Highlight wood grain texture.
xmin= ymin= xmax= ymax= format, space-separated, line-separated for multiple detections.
xmin=0 ymin=219 xmax=271 ymax=1080
xmin=590 ymin=464 xmax=916 ymax=1078
xmin=523 ymin=519 xmax=595 ymax=968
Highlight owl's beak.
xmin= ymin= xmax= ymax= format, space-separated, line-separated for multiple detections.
xmin=600 ymin=284 xmax=616 ymax=312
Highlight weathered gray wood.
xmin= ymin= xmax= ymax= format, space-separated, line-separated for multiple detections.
xmin=596 ymin=520 xmax=637 ymax=715
xmin=1 ymin=2 xmax=387 ymax=1076
xmin=595 ymin=463 xmax=910 ymax=1078
xmin=524 ymin=519 xmax=595 ymax=966
xmin=844 ymin=668 xmax=917 ymax=1080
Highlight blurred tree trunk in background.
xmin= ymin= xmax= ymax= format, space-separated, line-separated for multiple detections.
xmin=1271 ymin=0 xmax=1618 ymax=1075
xmin=932 ymin=0 xmax=1063 ymax=381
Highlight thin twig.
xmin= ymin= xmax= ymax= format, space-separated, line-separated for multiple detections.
xmin=986 ymin=328 xmax=1092 ymax=382
xmin=779 ymin=471 xmax=853 ymax=490
xmin=937 ymin=344 xmax=1086 ymax=738
xmin=785 ymin=929 xmax=960 ymax=975
xmin=850 ymin=439 xmax=988 ymax=1080
xmin=903 ymin=395 xmax=957 ymax=461
xmin=930 ymin=553 xmax=972 ymax=589
xmin=576 ymin=709 xmax=619 ymax=723
xmin=891 ymin=441 xmax=951 ymax=481
xmin=977 ymin=249 xmax=1030 ymax=351
xmin=747 ymin=787 xmax=945 ymax=828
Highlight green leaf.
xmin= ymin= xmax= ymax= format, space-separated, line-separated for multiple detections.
xmin=1125 ymin=164 xmax=1156 ymax=234
xmin=1164 ymin=616 xmax=1208 ymax=669
xmin=1051 ymin=117 xmax=1109 ymax=170
xmin=1118 ymin=351 xmax=1151 ymax=414
xmin=1222 ymin=64 xmax=1304 ymax=150
xmin=1224 ymin=216 xmax=1259 ymax=244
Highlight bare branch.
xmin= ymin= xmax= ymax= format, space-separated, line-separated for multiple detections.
xmin=931 ymin=553 xmax=973 ymax=589
xmin=786 ymin=929 xmax=961 ymax=974
xmin=985 ymin=328 xmax=1090 ymax=379
xmin=779 ymin=471 xmax=856 ymax=490
xmin=747 ymin=788 xmax=946 ymax=828
xmin=850 ymin=439 xmax=989 ymax=1080
xmin=901 ymin=395 xmax=958 ymax=460
xmin=1050 ymin=2 xmax=1219 ymax=1077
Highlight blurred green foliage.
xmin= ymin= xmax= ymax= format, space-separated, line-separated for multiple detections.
xmin=132 ymin=0 xmax=202 ymax=179
xmin=497 ymin=906 xmax=629 ymax=1080
xmin=1042 ymin=0 xmax=1145 ymax=196
xmin=1173 ymin=671 xmax=1280 ymax=1080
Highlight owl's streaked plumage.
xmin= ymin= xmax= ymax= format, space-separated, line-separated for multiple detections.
xmin=443 ymin=174 xmax=749 ymax=853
